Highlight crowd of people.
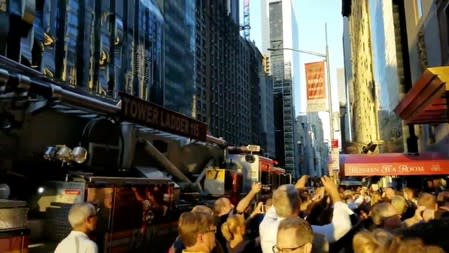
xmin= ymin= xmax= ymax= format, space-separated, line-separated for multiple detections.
xmin=55 ymin=175 xmax=449 ymax=253
xmin=167 ymin=175 xmax=449 ymax=253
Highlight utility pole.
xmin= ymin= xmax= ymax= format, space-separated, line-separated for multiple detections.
xmin=268 ymin=24 xmax=333 ymax=142
xmin=268 ymin=23 xmax=337 ymax=178
xmin=325 ymin=23 xmax=333 ymax=142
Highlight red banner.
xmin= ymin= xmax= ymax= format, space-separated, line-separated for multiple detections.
xmin=305 ymin=61 xmax=327 ymax=112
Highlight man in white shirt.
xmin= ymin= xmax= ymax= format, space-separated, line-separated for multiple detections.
xmin=55 ymin=202 xmax=98 ymax=253
xmin=259 ymin=176 xmax=352 ymax=253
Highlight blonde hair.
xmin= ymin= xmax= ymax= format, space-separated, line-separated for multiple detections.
xmin=391 ymin=195 xmax=407 ymax=215
xmin=387 ymin=237 xmax=445 ymax=253
xmin=370 ymin=202 xmax=396 ymax=226
xmin=272 ymin=184 xmax=300 ymax=218
xmin=178 ymin=211 xmax=215 ymax=247
xmin=221 ymin=214 xmax=244 ymax=241
xmin=191 ymin=205 xmax=214 ymax=216
xmin=214 ymin=197 xmax=231 ymax=215
xmin=353 ymin=229 xmax=392 ymax=253
xmin=403 ymin=187 xmax=414 ymax=198
xmin=418 ymin=193 xmax=436 ymax=210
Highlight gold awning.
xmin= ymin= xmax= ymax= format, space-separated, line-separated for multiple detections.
xmin=395 ymin=67 xmax=449 ymax=124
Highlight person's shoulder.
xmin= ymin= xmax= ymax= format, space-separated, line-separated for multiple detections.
xmin=54 ymin=236 xmax=73 ymax=253
xmin=54 ymin=235 xmax=70 ymax=248
xmin=259 ymin=216 xmax=274 ymax=230
xmin=83 ymin=238 xmax=98 ymax=251
xmin=54 ymin=242 xmax=64 ymax=253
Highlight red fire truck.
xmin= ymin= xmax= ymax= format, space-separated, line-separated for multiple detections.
xmin=203 ymin=145 xmax=292 ymax=203
xmin=0 ymin=55 xmax=235 ymax=252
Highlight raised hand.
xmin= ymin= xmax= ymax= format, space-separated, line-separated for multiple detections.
xmin=321 ymin=176 xmax=341 ymax=203
xmin=295 ymin=175 xmax=309 ymax=190
xmin=251 ymin=182 xmax=262 ymax=194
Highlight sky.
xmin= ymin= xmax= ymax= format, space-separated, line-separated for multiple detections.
xmin=247 ymin=0 xmax=344 ymax=141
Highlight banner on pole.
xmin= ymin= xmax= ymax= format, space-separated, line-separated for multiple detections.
xmin=305 ymin=61 xmax=328 ymax=112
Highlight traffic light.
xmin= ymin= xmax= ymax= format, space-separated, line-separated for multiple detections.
xmin=262 ymin=55 xmax=270 ymax=74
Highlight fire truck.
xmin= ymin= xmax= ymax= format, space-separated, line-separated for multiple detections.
xmin=203 ymin=145 xmax=292 ymax=203
xmin=0 ymin=53 xmax=236 ymax=253
xmin=0 ymin=55 xmax=292 ymax=253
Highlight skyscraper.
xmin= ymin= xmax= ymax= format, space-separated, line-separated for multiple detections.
xmin=162 ymin=0 xmax=196 ymax=116
xmin=268 ymin=0 xmax=298 ymax=176
xmin=195 ymin=0 xmax=253 ymax=145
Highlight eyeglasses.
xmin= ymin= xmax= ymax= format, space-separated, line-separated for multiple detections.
xmin=272 ymin=243 xmax=306 ymax=253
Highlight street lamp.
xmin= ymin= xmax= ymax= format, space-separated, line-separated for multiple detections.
xmin=267 ymin=24 xmax=333 ymax=142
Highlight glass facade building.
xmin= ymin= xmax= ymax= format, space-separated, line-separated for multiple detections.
xmin=269 ymin=0 xmax=297 ymax=175
xmin=2 ymin=0 xmax=164 ymax=104
xmin=162 ymin=0 xmax=196 ymax=116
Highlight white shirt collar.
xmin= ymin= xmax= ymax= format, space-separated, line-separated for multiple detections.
xmin=69 ymin=230 xmax=89 ymax=238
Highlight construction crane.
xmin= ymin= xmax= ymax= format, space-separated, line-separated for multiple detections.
xmin=240 ymin=0 xmax=251 ymax=40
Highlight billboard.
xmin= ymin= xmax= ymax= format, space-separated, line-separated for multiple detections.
xmin=305 ymin=61 xmax=328 ymax=112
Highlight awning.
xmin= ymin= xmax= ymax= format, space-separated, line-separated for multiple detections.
xmin=340 ymin=153 xmax=449 ymax=176
xmin=394 ymin=67 xmax=449 ymax=124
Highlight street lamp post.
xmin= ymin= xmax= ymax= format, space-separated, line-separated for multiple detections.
xmin=268 ymin=24 xmax=336 ymax=179
xmin=267 ymin=24 xmax=333 ymax=142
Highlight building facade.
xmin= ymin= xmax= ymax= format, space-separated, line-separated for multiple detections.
xmin=195 ymin=0 xmax=254 ymax=145
xmin=162 ymin=0 xmax=196 ymax=116
xmin=260 ymin=74 xmax=276 ymax=158
xmin=269 ymin=0 xmax=298 ymax=175
xmin=395 ymin=0 xmax=449 ymax=155
xmin=342 ymin=0 xmax=449 ymax=155
xmin=341 ymin=17 xmax=353 ymax=148
xmin=337 ymin=67 xmax=349 ymax=147
xmin=2 ymin=0 xmax=164 ymax=103
xmin=368 ymin=0 xmax=405 ymax=153
xmin=341 ymin=0 xmax=381 ymax=154
xmin=1 ymin=0 xmax=272 ymax=150
xmin=296 ymin=114 xmax=327 ymax=177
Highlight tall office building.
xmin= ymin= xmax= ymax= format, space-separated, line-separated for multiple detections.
xmin=161 ymin=0 xmax=196 ymax=116
xmin=4 ymin=0 xmax=164 ymax=102
xmin=260 ymin=74 xmax=276 ymax=158
xmin=296 ymin=113 xmax=327 ymax=177
xmin=251 ymin=0 xmax=271 ymax=57
xmin=341 ymin=0 xmax=380 ymax=154
xmin=268 ymin=0 xmax=298 ymax=175
xmin=195 ymin=0 xmax=254 ymax=145
xmin=368 ymin=0 xmax=404 ymax=153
